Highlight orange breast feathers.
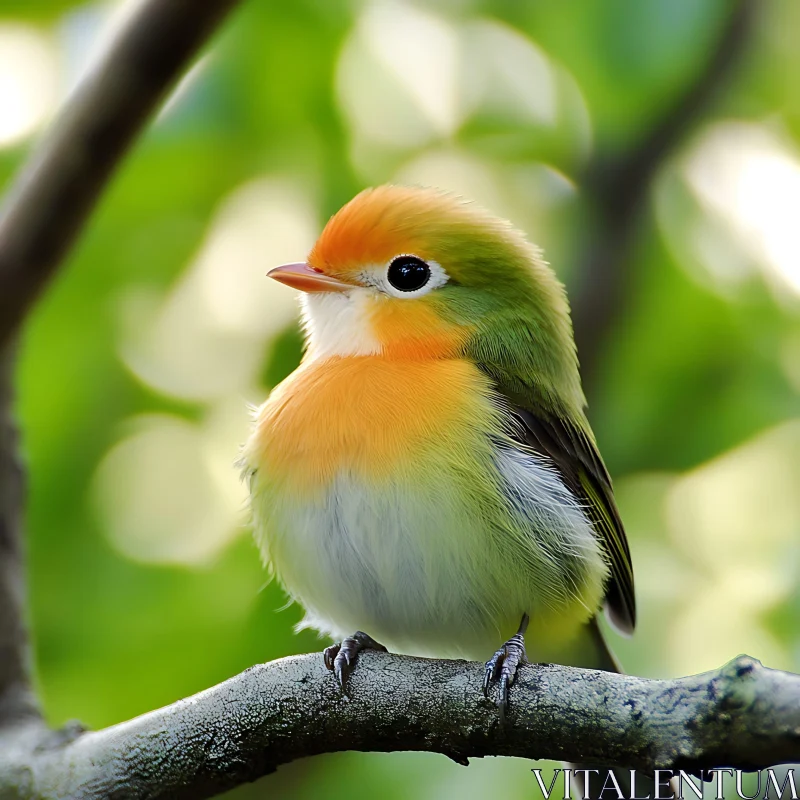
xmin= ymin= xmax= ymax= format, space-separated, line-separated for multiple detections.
xmin=249 ymin=356 xmax=497 ymax=491
xmin=368 ymin=298 xmax=469 ymax=360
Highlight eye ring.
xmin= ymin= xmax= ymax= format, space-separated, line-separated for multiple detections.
xmin=387 ymin=255 xmax=432 ymax=293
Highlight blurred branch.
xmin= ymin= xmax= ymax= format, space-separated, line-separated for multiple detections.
xmin=0 ymin=0 xmax=241 ymax=753
xmin=0 ymin=346 xmax=38 ymax=726
xmin=0 ymin=0 xmax=242 ymax=351
xmin=1 ymin=652 xmax=799 ymax=799
xmin=572 ymin=0 xmax=758 ymax=386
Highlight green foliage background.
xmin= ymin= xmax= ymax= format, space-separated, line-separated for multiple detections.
xmin=1 ymin=0 xmax=799 ymax=797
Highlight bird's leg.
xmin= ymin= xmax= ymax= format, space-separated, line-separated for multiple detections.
xmin=323 ymin=631 xmax=387 ymax=697
xmin=483 ymin=612 xmax=529 ymax=720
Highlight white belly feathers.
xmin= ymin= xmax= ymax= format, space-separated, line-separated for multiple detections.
xmin=250 ymin=441 xmax=608 ymax=661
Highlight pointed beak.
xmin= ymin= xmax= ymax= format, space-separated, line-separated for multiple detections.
xmin=267 ymin=262 xmax=352 ymax=293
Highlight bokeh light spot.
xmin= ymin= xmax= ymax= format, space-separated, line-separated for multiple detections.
xmin=664 ymin=420 xmax=800 ymax=673
xmin=682 ymin=122 xmax=800 ymax=299
xmin=92 ymin=414 xmax=247 ymax=566
xmin=337 ymin=0 xmax=460 ymax=150
xmin=0 ymin=23 xmax=58 ymax=147
xmin=118 ymin=178 xmax=316 ymax=401
xmin=460 ymin=19 xmax=556 ymax=127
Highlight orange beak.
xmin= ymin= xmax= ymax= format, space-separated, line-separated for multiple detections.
xmin=267 ymin=262 xmax=352 ymax=293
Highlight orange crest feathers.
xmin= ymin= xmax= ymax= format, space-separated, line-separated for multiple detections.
xmin=308 ymin=185 xmax=472 ymax=276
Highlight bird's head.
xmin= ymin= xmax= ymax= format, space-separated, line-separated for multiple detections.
xmin=269 ymin=185 xmax=581 ymax=402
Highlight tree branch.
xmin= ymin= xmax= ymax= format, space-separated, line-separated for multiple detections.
xmin=0 ymin=652 xmax=798 ymax=799
xmin=572 ymin=0 xmax=758 ymax=387
xmin=0 ymin=345 xmax=38 ymax=726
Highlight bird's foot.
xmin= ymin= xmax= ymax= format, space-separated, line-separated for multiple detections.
xmin=483 ymin=613 xmax=529 ymax=721
xmin=323 ymin=631 xmax=387 ymax=698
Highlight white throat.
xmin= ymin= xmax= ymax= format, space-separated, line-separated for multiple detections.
xmin=300 ymin=291 xmax=382 ymax=360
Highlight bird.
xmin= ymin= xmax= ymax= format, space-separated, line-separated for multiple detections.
xmin=240 ymin=184 xmax=635 ymax=723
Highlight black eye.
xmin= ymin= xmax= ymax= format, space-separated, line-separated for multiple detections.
xmin=387 ymin=256 xmax=431 ymax=293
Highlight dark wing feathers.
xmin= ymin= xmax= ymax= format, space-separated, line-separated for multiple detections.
xmin=506 ymin=404 xmax=636 ymax=634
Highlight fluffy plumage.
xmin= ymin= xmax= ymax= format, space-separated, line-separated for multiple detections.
xmin=241 ymin=184 xmax=634 ymax=665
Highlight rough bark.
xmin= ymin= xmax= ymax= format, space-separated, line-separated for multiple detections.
xmin=0 ymin=652 xmax=798 ymax=799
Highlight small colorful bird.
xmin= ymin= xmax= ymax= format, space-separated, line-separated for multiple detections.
xmin=241 ymin=184 xmax=634 ymax=716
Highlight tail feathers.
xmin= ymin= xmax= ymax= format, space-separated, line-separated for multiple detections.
xmin=566 ymin=619 xmax=677 ymax=800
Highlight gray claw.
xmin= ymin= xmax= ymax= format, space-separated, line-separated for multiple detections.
xmin=483 ymin=618 xmax=528 ymax=720
xmin=322 ymin=631 xmax=387 ymax=698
